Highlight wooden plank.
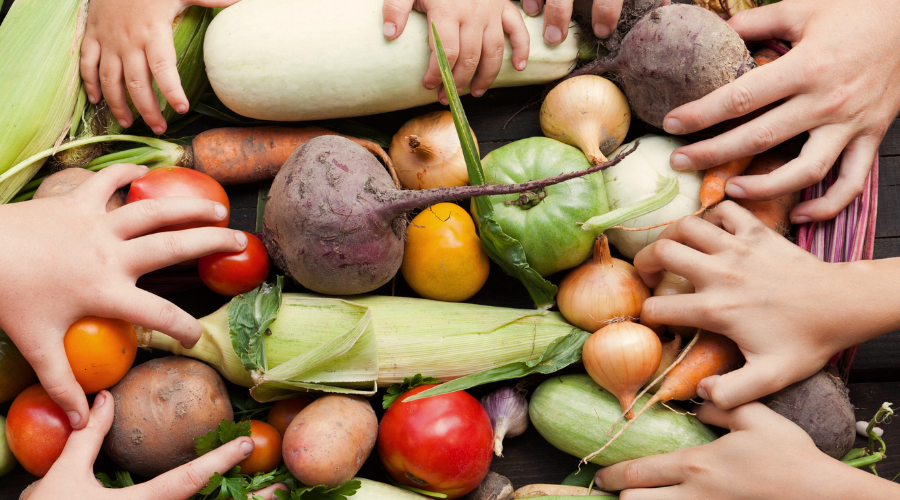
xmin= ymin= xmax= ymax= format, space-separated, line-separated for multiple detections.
xmin=880 ymin=156 xmax=900 ymax=187
xmin=879 ymin=118 xmax=900 ymax=156
xmin=876 ymin=185 xmax=900 ymax=239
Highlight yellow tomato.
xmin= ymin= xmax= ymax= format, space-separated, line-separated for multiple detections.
xmin=401 ymin=203 xmax=489 ymax=302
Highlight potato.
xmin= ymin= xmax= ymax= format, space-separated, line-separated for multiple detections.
xmin=283 ymin=395 xmax=378 ymax=487
xmin=103 ymin=357 xmax=233 ymax=477
xmin=34 ymin=168 xmax=124 ymax=212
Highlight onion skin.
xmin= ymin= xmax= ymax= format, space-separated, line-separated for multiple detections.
xmin=582 ymin=321 xmax=662 ymax=420
xmin=389 ymin=111 xmax=476 ymax=190
xmin=652 ymin=271 xmax=695 ymax=337
xmin=557 ymin=235 xmax=650 ymax=332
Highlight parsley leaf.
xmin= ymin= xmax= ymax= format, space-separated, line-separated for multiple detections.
xmin=275 ymin=480 xmax=361 ymax=500
xmin=96 ymin=470 xmax=135 ymax=488
xmin=382 ymin=374 xmax=440 ymax=409
xmin=199 ymin=469 xmax=250 ymax=500
xmin=228 ymin=276 xmax=284 ymax=372
xmin=194 ymin=419 xmax=252 ymax=457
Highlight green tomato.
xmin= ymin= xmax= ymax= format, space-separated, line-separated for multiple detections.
xmin=0 ymin=329 xmax=37 ymax=404
xmin=0 ymin=415 xmax=17 ymax=477
xmin=476 ymin=137 xmax=608 ymax=276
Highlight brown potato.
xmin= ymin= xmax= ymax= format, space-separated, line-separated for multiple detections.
xmin=283 ymin=395 xmax=377 ymax=487
xmin=34 ymin=168 xmax=124 ymax=212
xmin=102 ymin=357 xmax=233 ymax=477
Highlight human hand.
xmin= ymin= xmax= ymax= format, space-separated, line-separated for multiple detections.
xmin=520 ymin=0 xmax=625 ymax=44
xmin=0 ymin=163 xmax=247 ymax=429
xmin=25 ymin=390 xmax=286 ymax=500
xmin=633 ymin=202 xmax=897 ymax=409
xmin=80 ymin=0 xmax=241 ymax=135
xmin=595 ymin=402 xmax=900 ymax=499
xmin=382 ymin=0 xmax=529 ymax=104
xmin=663 ymin=0 xmax=900 ymax=223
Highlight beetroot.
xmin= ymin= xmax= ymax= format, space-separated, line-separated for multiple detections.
xmin=263 ymin=136 xmax=634 ymax=295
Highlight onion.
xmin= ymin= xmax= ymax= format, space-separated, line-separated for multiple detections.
xmin=582 ymin=321 xmax=662 ymax=419
xmin=646 ymin=334 xmax=682 ymax=394
xmin=557 ymin=235 xmax=651 ymax=332
xmin=652 ymin=271 xmax=696 ymax=337
xmin=389 ymin=110 xmax=477 ymax=190
xmin=540 ymin=75 xmax=630 ymax=165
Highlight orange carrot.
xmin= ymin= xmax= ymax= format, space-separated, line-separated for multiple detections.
xmin=734 ymin=150 xmax=800 ymax=235
xmin=696 ymin=155 xmax=755 ymax=215
xmin=752 ymin=47 xmax=781 ymax=66
xmin=184 ymin=126 xmax=396 ymax=186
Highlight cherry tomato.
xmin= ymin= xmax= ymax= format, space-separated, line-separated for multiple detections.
xmin=238 ymin=420 xmax=283 ymax=475
xmin=126 ymin=166 xmax=230 ymax=231
xmin=6 ymin=384 xmax=73 ymax=477
xmin=198 ymin=232 xmax=270 ymax=296
xmin=64 ymin=317 xmax=137 ymax=394
xmin=267 ymin=396 xmax=315 ymax=437
xmin=377 ymin=384 xmax=493 ymax=499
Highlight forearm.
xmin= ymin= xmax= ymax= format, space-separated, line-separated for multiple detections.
xmin=828 ymin=257 xmax=900 ymax=347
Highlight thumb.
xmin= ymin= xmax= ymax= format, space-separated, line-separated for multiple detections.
xmin=382 ymin=0 xmax=416 ymax=40
xmin=26 ymin=341 xmax=90 ymax=430
xmin=51 ymin=391 xmax=115 ymax=472
xmin=696 ymin=361 xmax=786 ymax=410
xmin=727 ymin=2 xmax=804 ymax=43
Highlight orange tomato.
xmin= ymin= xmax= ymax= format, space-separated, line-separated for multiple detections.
xmin=267 ymin=396 xmax=315 ymax=437
xmin=63 ymin=317 xmax=137 ymax=394
xmin=401 ymin=203 xmax=489 ymax=302
xmin=238 ymin=420 xmax=283 ymax=475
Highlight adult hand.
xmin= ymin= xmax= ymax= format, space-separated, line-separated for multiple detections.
xmin=633 ymin=202 xmax=899 ymax=409
xmin=0 ymin=163 xmax=247 ymax=429
xmin=596 ymin=402 xmax=900 ymax=499
xmin=24 ymin=390 xmax=286 ymax=500
xmin=664 ymin=0 xmax=900 ymax=223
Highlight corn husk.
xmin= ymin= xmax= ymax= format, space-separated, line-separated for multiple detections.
xmin=138 ymin=294 xmax=586 ymax=400
xmin=0 ymin=0 xmax=88 ymax=203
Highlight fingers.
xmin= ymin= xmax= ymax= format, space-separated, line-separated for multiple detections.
xmin=597 ymin=452 xmax=687 ymax=491
xmin=123 ymin=53 xmax=167 ymax=135
xmin=728 ymin=1 xmax=804 ymax=43
xmin=725 ymin=126 xmax=845 ymax=201
xmin=449 ymin=24 xmax=484 ymax=97
xmin=542 ymin=0 xmax=573 ymax=45
xmin=703 ymin=201 xmax=769 ymax=238
xmin=23 ymin=337 xmax=90 ymax=429
xmin=696 ymin=360 xmax=786 ymax=410
xmin=124 ymin=227 xmax=247 ymax=275
xmin=141 ymin=437 xmax=255 ymax=500
xmin=425 ymin=17 xmax=461 ymax=93
xmin=382 ymin=0 xmax=416 ymax=40
xmin=146 ymin=33 xmax=190 ymax=117
xmin=653 ymin=216 xmax=736 ymax=256
xmin=695 ymin=400 xmax=772 ymax=432
xmin=78 ymin=163 xmax=148 ymax=205
xmin=106 ymin=288 xmax=202 ymax=348
xmin=592 ymin=0 xmax=624 ymax=38
xmin=521 ymin=0 xmax=544 ymax=17
xmin=191 ymin=0 xmax=243 ymax=7
xmin=109 ymin=197 xmax=229 ymax=240
xmin=469 ymin=25 xmax=504 ymax=97
xmin=99 ymin=54 xmax=133 ymax=129
xmin=790 ymin=135 xmax=879 ymax=223
xmin=501 ymin=3 xmax=530 ymax=72
xmin=632 ymin=238 xmax=712 ymax=288
xmin=53 ymin=391 xmax=115 ymax=470
xmin=250 ymin=484 xmax=289 ymax=500
xmin=639 ymin=294 xmax=704 ymax=332
xmin=80 ymin=36 xmax=102 ymax=105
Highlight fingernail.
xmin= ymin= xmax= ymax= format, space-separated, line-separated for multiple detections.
xmin=792 ymin=215 xmax=812 ymax=224
xmin=215 ymin=203 xmax=228 ymax=220
xmin=516 ymin=59 xmax=527 ymax=71
xmin=472 ymin=88 xmax=484 ymax=97
xmin=593 ymin=23 xmax=611 ymax=38
xmin=88 ymin=94 xmax=99 ymax=104
xmin=139 ymin=165 xmax=150 ymax=171
xmin=240 ymin=439 xmax=254 ymax=457
xmin=696 ymin=384 xmax=710 ymax=401
xmin=663 ymin=117 xmax=684 ymax=134
xmin=725 ymin=182 xmax=746 ymax=198
xmin=118 ymin=119 xmax=129 ymax=129
xmin=94 ymin=392 xmax=106 ymax=408
xmin=176 ymin=104 xmax=187 ymax=114
xmin=670 ymin=153 xmax=691 ymax=171
xmin=593 ymin=473 xmax=604 ymax=490
xmin=235 ymin=231 xmax=248 ymax=247
xmin=544 ymin=25 xmax=562 ymax=45
xmin=522 ymin=0 xmax=540 ymax=15
xmin=440 ymin=96 xmax=449 ymax=105
xmin=383 ymin=22 xmax=397 ymax=38
xmin=152 ymin=127 xmax=165 ymax=135
xmin=67 ymin=411 xmax=82 ymax=427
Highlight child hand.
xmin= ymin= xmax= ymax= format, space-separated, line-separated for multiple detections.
xmin=633 ymin=202 xmax=899 ymax=409
xmin=382 ymin=0 xmax=530 ymax=104
xmin=24 ymin=390 xmax=287 ymax=500
xmin=80 ymin=0 xmax=241 ymax=135
xmin=521 ymin=0 xmax=625 ymax=43
xmin=0 ymin=164 xmax=247 ymax=429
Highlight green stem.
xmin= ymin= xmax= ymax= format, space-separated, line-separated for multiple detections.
xmin=580 ymin=176 xmax=680 ymax=233
xmin=841 ymin=448 xmax=866 ymax=462
xmin=843 ymin=453 xmax=886 ymax=470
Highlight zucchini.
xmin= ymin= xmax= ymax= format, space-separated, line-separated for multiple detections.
xmin=204 ymin=0 xmax=580 ymax=121
xmin=529 ymin=374 xmax=717 ymax=466
xmin=353 ymin=478 xmax=431 ymax=499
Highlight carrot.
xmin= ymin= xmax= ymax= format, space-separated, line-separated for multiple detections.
xmin=733 ymin=150 xmax=800 ymax=235
xmin=696 ymin=155 xmax=755 ymax=215
xmin=752 ymin=47 xmax=782 ymax=66
xmin=183 ymin=126 xmax=397 ymax=186
xmin=582 ymin=331 xmax=744 ymax=463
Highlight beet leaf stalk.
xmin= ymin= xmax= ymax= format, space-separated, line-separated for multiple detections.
xmin=840 ymin=402 xmax=893 ymax=473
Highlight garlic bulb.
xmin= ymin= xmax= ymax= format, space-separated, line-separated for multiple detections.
xmin=582 ymin=321 xmax=662 ymax=419
xmin=480 ymin=387 xmax=529 ymax=457
xmin=653 ymin=271 xmax=696 ymax=337
xmin=389 ymin=110 xmax=478 ymax=190
xmin=557 ymin=235 xmax=651 ymax=332
xmin=540 ymin=75 xmax=630 ymax=165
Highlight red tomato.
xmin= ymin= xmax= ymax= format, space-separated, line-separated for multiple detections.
xmin=377 ymin=384 xmax=493 ymax=499
xmin=64 ymin=317 xmax=137 ymax=394
xmin=198 ymin=232 xmax=270 ymax=296
xmin=238 ymin=420 xmax=283 ymax=475
xmin=126 ymin=166 xmax=230 ymax=231
xmin=267 ymin=396 xmax=315 ymax=437
xmin=6 ymin=384 xmax=73 ymax=477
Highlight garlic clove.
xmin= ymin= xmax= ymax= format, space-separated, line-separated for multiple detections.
xmin=480 ymin=387 xmax=529 ymax=457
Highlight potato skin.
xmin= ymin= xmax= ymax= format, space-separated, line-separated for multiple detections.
xmin=34 ymin=168 xmax=125 ymax=212
xmin=102 ymin=357 xmax=233 ymax=477
xmin=282 ymin=395 xmax=378 ymax=487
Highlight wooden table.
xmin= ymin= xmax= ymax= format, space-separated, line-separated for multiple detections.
xmin=2 ymin=2 xmax=899 ymax=496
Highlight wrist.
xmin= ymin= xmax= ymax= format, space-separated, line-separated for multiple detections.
xmin=826 ymin=258 xmax=900 ymax=347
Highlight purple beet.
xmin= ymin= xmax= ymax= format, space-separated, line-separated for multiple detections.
xmin=263 ymin=135 xmax=635 ymax=295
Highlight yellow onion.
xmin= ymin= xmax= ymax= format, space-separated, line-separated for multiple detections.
xmin=557 ymin=235 xmax=651 ymax=332
xmin=540 ymin=75 xmax=630 ymax=165
xmin=389 ymin=110 xmax=477 ymax=190
xmin=653 ymin=271 xmax=696 ymax=337
xmin=582 ymin=321 xmax=662 ymax=419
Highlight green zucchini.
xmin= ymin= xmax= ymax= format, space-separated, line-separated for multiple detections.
xmin=530 ymin=374 xmax=717 ymax=466
xmin=352 ymin=478 xmax=432 ymax=499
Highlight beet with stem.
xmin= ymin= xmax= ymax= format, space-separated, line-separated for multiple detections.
xmin=263 ymin=135 xmax=635 ymax=295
